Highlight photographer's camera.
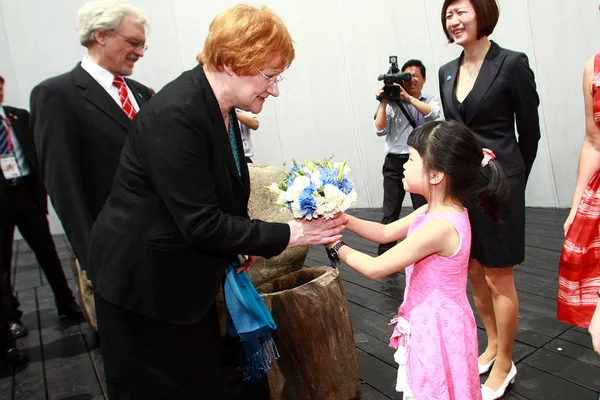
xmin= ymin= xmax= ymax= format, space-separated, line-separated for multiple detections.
xmin=377 ymin=55 xmax=412 ymax=101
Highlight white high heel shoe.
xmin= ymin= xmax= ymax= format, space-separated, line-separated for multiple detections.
xmin=481 ymin=362 xmax=517 ymax=400
xmin=478 ymin=356 xmax=496 ymax=375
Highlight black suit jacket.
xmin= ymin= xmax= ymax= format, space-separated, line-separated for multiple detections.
xmin=0 ymin=163 xmax=5 ymax=207
xmin=2 ymin=106 xmax=46 ymax=212
xmin=438 ymin=42 xmax=541 ymax=177
xmin=86 ymin=65 xmax=290 ymax=324
xmin=30 ymin=64 xmax=153 ymax=265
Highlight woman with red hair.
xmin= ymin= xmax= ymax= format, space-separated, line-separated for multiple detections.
xmin=86 ymin=5 xmax=346 ymax=398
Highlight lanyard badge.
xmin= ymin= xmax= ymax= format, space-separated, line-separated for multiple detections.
xmin=0 ymin=117 xmax=21 ymax=179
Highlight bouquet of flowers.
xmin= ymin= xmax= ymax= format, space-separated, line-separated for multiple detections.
xmin=267 ymin=157 xmax=358 ymax=219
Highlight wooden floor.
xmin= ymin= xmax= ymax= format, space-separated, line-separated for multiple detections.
xmin=1 ymin=207 xmax=599 ymax=399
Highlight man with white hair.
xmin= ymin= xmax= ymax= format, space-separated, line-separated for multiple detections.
xmin=30 ymin=1 xmax=153 ymax=273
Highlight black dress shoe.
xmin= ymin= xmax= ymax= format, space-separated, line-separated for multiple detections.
xmin=57 ymin=302 xmax=83 ymax=320
xmin=2 ymin=348 xmax=28 ymax=366
xmin=9 ymin=321 xmax=28 ymax=339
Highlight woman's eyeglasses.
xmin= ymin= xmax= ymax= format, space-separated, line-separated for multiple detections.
xmin=257 ymin=69 xmax=284 ymax=84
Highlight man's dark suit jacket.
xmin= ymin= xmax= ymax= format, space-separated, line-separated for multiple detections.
xmin=438 ymin=41 xmax=541 ymax=178
xmin=30 ymin=64 xmax=153 ymax=265
xmin=86 ymin=65 xmax=290 ymax=324
xmin=0 ymin=166 xmax=5 ymax=209
xmin=2 ymin=106 xmax=46 ymax=211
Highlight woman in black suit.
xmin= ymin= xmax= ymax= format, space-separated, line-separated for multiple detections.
xmin=86 ymin=5 xmax=346 ymax=399
xmin=438 ymin=1 xmax=541 ymax=399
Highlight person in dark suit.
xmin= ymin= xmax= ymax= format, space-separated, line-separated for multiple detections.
xmin=438 ymin=1 xmax=541 ymax=398
xmin=30 ymin=1 xmax=153 ymax=270
xmin=0 ymin=76 xmax=81 ymax=339
xmin=0 ymin=163 xmax=27 ymax=367
xmin=86 ymin=5 xmax=347 ymax=398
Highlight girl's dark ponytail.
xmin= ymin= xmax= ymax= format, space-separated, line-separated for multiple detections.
xmin=477 ymin=158 xmax=509 ymax=218
xmin=408 ymin=121 xmax=509 ymax=218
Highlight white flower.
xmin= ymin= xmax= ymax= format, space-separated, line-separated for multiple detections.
xmin=276 ymin=191 xmax=287 ymax=206
xmin=340 ymin=189 xmax=358 ymax=211
xmin=315 ymin=194 xmax=337 ymax=215
xmin=290 ymin=199 xmax=303 ymax=218
xmin=309 ymin=169 xmax=322 ymax=188
xmin=323 ymin=184 xmax=346 ymax=204
xmin=290 ymin=175 xmax=311 ymax=191
xmin=267 ymin=182 xmax=282 ymax=194
xmin=284 ymin=175 xmax=311 ymax=203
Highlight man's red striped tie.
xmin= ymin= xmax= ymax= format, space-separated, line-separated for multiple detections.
xmin=113 ymin=77 xmax=137 ymax=120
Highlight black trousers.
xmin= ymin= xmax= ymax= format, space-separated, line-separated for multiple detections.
xmin=0 ymin=178 xmax=74 ymax=321
xmin=0 ymin=229 xmax=15 ymax=353
xmin=379 ymin=153 xmax=427 ymax=255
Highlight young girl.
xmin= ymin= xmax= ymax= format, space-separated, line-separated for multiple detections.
xmin=327 ymin=120 xmax=508 ymax=400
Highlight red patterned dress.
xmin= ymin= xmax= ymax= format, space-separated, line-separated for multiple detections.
xmin=558 ymin=54 xmax=600 ymax=327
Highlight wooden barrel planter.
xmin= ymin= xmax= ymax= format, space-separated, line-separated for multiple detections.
xmin=70 ymin=252 xmax=97 ymax=330
xmin=258 ymin=267 xmax=359 ymax=400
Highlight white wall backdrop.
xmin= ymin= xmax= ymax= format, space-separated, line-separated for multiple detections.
xmin=1 ymin=0 xmax=598 ymax=234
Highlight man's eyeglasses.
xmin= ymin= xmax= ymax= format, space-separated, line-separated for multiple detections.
xmin=112 ymin=31 xmax=148 ymax=52
xmin=257 ymin=69 xmax=284 ymax=84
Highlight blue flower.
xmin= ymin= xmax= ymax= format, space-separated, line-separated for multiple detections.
xmin=340 ymin=177 xmax=354 ymax=195
xmin=320 ymin=169 xmax=339 ymax=186
xmin=298 ymin=186 xmax=317 ymax=215
xmin=286 ymin=165 xmax=302 ymax=186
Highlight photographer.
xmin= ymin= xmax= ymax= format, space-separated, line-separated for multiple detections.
xmin=374 ymin=59 xmax=444 ymax=255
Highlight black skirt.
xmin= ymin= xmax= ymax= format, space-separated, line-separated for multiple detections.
xmin=95 ymin=294 xmax=229 ymax=399
xmin=469 ymin=170 xmax=526 ymax=267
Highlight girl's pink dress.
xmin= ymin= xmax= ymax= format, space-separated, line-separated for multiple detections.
xmin=390 ymin=208 xmax=481 ymax=400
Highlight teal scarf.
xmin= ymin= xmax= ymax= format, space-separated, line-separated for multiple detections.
xmin=224 ymin=256 xmax=279 ymax=381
